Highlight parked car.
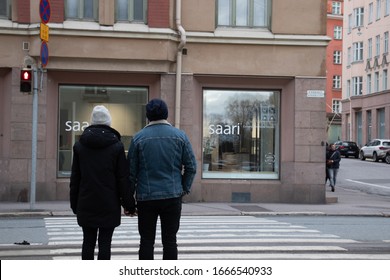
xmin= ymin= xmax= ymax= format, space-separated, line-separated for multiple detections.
xmin=334 ymin=141 xmax=359 ymax=158
xmin=384 ymin=148 xmax=390 ymax=164
xmin=359 ymin=139 xmax=390 ymax=162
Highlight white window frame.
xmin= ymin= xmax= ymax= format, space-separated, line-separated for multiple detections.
xmin=332 ymin=99 xmax=341 ymax=114
xmin=334 ymin=26 xmax=342 ymax=39
xmin=0 ymin=0 xmax=11 ymax=19
xmin=385 ymin=32 xmax=389 ymax=54
xmin=352 ymin=76 xmax=363 ymax=96
xmin=333 ymin=75 xmax=341 ymax=89
xmin=65 ymin=0 xmax=99 ymax=21
xmin=354 ymin=7 xmax=364 ymax=27
xmin=368 ymin=2 xmax=374 ymax=24
xmin=348 ymin=14 xmax=352 ymax=33
xmin=347 ymin=47 xmax=352 ymax=65
xmin=217 ymin=0 xmax=271 ymax=28
xmin=333 ymin=51 xmax=342 ymax=64
xmin=115 ymin=0 xmax=147 ymax=23
xmin=386 ymin=0 xmax=390 ymax=16
xmin=375 ymin=35 xmax=381 ymax=57
xmin=374 ymin=71 xmax=380 ymax=92
xmin=376 ymin=0 xmax=381 ymax=20
xmin=353 ymin=41 xmax=364 ymax=62
xmin=368 ymin=38 xmax=373 ymax=59
xmin=383 ymin=70 xmax=388 ymax=90
xmin=367 ymin=74 xmax=372 ymax=94
xmin=332 ymin=2 xmax=341 ymax=15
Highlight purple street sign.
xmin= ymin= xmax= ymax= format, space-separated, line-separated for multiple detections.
xmin=40 ymin=41 xmax=49 ymax=67
xmin=39 ymin=0 xmax=51 ymax=24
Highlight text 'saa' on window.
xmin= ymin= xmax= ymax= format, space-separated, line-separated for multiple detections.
xmin=58 ymin=85 xmax=148 ymax=177
xmin=203 ymin=89 xmax=280 ymax=179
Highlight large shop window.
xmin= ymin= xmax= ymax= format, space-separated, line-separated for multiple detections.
xmin=58 ymin=85 xmax=148 ymax=177
xmin=203 ymin=89 xmax=280 ymax=179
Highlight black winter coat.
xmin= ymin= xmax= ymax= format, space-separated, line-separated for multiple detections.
xmin=70 ymin=125 xmax=135 ymax=228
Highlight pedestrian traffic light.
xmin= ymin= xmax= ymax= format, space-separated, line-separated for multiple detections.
xmin=20 ymin=69 xmax=32 ymax=93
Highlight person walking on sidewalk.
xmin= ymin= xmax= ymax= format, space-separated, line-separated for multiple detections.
xmin=127 ymin=98 xmax=197 ymax=260
xmin=326 ymin=143 xmax=341 ymax=192
xmin=70 ymin=105 xmax=136 ymax=260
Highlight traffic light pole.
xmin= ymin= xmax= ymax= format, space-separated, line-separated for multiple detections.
xmin=30 ymin=65 xmax=39 ymax=210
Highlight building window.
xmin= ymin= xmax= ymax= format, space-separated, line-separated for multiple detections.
xmin=0 ymin=0 xmax=11 ymax=19
xmin=375 ymin=35 xmax=380 ymax=56
xmin=333 ymin=51 xmax=342 ymax=64
xmin=353 ymin=41 xmax=364 ymax=62
xmin=354 ymin=7 xmax=364 ymax=27
xmin=347 ymin=47 xmax=351 ymax=65
xmin=383 ymin=69 xmax=388 ymax=90
xmin=334 ymin=26 xmax=342 ymax=39
xmin=376 ymin=0 xmax=381 ymax=20
xmin=116 ymin=0 xmax=147 ymax=23
xmin=367 ymin=110 xmax=372 ymax=142
xmin=378 ymin=108 xmax=385 ymax=138
xmin=217 ymin=0 xmax=271 ymax=28
xmin=58 ymin=85 xmax=148 ymax=177
xmin=348 ymin=14 xmax=352 ymax=33
xmin=333 ymin=75 xmax=341 ymax=89
xmin=385 ymin=32 xmax=389 ymax=54
xmin=332 ymin=2 xmax=341 ymax=15
xmin=368 ymin=38 xmax=373 ymax=59
xmin=367 ymin=74 xmax=372 ymax=94
xmin=332 ymin=99 xmax=341 ymax=114
xmin=202 ymin=89 xmax=280 ymax=179
xmin=65 ymin=0 xmax=98 ymax=21
xmin=374 ymin=71 xmax=380 ymax=92
xmin=368 ymin=2 xmax=374 ymax=24
xmin=386 ymin=0 xmax=390 ymax=16
xmin=352 ymin=76 xmax=363 ymax=95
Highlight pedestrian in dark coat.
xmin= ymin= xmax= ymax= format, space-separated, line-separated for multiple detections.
xmin=70 ymin=105 xmax=136 ymax=260
xmin=326 ymin=143 xmax=341 ymax=192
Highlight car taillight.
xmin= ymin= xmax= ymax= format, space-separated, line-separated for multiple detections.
xmin=339 ymin=146 xmax=345 ymax=149
xmin=379 ymin=146 xmax=387 ymax=150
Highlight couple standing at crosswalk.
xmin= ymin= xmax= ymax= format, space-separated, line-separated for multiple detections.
xmin=69 ymin=99 xmax=197 ymax=260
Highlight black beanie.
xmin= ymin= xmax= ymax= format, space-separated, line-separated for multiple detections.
xmin=146 ymin=98 xmax=168 ymax=121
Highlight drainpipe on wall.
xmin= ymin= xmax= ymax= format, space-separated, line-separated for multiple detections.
xmin=175 ymin=0 xmax=186 ymax=128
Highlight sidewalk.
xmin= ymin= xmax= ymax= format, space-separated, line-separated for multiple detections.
xmin=1 ymin=186 xmax=390 ymax=217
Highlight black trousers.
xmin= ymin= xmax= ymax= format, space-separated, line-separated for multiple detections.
xmin=81 ymin=226 xmax=115 ymax=260
xmin=137 ymin=196 xmax=182 ymax=260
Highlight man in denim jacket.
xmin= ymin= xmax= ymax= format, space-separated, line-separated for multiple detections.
xmin=127 ymin=98 xmax=197 ymax=260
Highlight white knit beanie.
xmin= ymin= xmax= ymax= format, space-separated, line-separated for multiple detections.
xmin=90 ymin=105 xmax=112 ymax=126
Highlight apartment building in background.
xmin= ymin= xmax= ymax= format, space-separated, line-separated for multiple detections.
xmin=326 ymin=0 xmax=343 ymax=143
xmin=342 ymin=0 xmax=390 ymax=146
xmin=0 ymin=0 xmax=328 ymax=203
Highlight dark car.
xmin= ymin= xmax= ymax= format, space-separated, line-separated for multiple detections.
xmin=334 ymin=141 xmax=359 ymax=158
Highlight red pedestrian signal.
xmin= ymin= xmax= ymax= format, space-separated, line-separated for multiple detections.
xmin=20 ymin=69 xmax=32 ymax=93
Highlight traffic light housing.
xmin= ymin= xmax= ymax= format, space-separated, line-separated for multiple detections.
xmin=20 ymin=69 xmax=32 ymax=93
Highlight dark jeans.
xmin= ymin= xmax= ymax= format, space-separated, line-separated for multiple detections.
xmin=137 ymin=196 xmax=182 ymax=260
xmin=81 ymin=226 xmax=115 ymax=260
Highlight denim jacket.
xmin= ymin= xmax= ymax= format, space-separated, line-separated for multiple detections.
xmin=127 ymin=120 xmax=197 ymax=201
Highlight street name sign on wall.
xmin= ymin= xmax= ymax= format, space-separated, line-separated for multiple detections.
xmin=307 ymin=90 xmax=325 ymax=98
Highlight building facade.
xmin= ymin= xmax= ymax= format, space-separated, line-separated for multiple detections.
xmin=0 ymin=0 xmax=328 ymax=203
xmin=342 ymin=0 xmax=390 ymax=146
xmin=326 ymin=0 xmax=343 ymax=143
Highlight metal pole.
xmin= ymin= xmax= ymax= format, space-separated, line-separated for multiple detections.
xmin=30 ymin=65 xmax=39 ymax=210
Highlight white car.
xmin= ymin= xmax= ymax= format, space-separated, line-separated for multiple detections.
xmin=359 ymin=139 xmax=390 ymax=162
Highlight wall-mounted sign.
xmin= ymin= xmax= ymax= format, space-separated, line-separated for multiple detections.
xmin=307 ymin=90 xmax=325 ymax=98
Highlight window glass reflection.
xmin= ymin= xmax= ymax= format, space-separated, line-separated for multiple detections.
xmin=58 ymin=85 xmax=148 ymax=177
xmin=203 ymin=89 xmax=280 ymax=179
